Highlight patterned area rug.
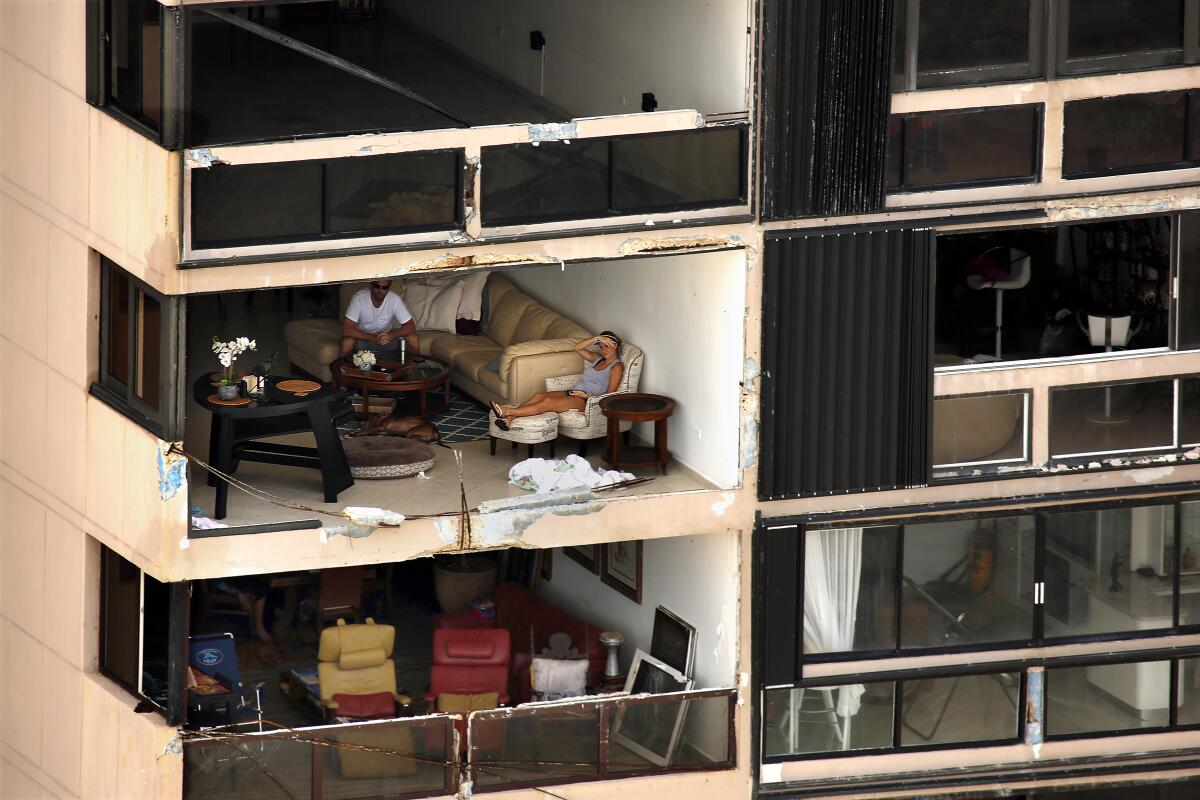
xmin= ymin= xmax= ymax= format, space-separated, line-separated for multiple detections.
xmin=337 ymin=388 xmax=491 ymax=444
xmin=427 ymin=389 xmax=492 ymax=443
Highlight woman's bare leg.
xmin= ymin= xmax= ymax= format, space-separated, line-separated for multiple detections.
xmin=503 ymin=394 xmax=585 ymax=420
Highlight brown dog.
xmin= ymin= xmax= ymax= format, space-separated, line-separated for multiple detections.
xmin=353 ymin=413 xmax=441 ymax=444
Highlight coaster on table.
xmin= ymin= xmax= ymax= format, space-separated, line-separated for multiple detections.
xmin=207 ymin=394 xmax=253 ymax=407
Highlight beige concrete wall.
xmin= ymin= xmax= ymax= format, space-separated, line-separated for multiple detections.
xmin=0 ymin=1 xmax=185 ymax=798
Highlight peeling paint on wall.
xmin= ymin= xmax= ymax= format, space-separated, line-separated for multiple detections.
xmin=528 ymin=122 xmax=578 ymax=142
xmin=398 ymin=252 xmax=560 ymax=273
xmin=476 ymin=490 xmax=606 ymax=546
xmin=618 ymin=233 xmax=743 ymax=256
xmin=158 ymin=443 xmax=187 ymax=501
xmin=711 ymin=492 xmax=736 ymax=516
xmin=185 ymin=148 xmax=219 ymax=168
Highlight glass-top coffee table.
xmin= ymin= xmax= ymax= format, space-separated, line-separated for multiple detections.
xmin=330 ymin=356 xmax=451 ymax=418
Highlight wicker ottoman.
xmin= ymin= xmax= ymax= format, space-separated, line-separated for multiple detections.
xmin=342 ymin=437 xmax=436 ymax=479
xmin=489 ymin=410 xmax=558 ymax=458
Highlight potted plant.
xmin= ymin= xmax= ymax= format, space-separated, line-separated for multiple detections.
xmin=352 ymin=349 xmax=377 ymax=371
xmin=212 ymin=336 xmax=257 ymax=400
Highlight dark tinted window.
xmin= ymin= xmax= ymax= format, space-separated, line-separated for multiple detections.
xmin=191 ymin=161 xmax=323 ymax=249
xmin=1181 ymin=211 xmax=1200 ymax=350
xmin=108 ymin=0 xmax=162 ymax=129
xmin=918 ymin=0 xmax=1031 ymax=73
xmin=324 ymin=151 xmax=460 ymax=235
xmin=611 ymin=128 xmax=744 ymax=211
xmin=891 ymin=105 xmax=1041 ymax=190
xmin=481 ymin=140 xmax=610 ymax=225
xmin=101 ymin=546 xmax=142 ymax=692
xmin=1062 ymin=92 xmax=1189 ymax=178
xmin=1066 ymin=0 xmax=1184 ymax=59
xmin=135 ymin=289 xmax=161 ymax=409
xmin=106 ymin=267 xmax=131 ymax=387
xmin=1050 ymin=380 xmax=1175 ymax=456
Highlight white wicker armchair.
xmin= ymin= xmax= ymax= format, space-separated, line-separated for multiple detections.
xmin=544 ymin=344 xmax=644 ymax=455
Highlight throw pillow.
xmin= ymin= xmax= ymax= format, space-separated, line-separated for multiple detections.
xmin=436 ymin=692 xmax=501 ymax=713
xmin=456 ymin=318 xmax=482 ymax=336
xmin=531 ymin=657 xmax=588 ymax=700
xmin=456 ymin=270 xmax=491 ymax=321
xmin=403 ymin=281 xmax=464 ymax=333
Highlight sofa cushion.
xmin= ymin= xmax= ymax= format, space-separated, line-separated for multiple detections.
xmin=285 ymin=317 xmax=341 ymax=361
xmin=403 ymin=281 xmax=464 ymax=333
xmin=436 ymin=692 xmax=500 ymax=713
xmin=456 ymin=349 xmax=504 ymax=383
xmin=430 ymin=334 xmax=500 ymax=366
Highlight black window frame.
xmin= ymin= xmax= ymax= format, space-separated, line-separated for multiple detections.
xmin=892 ymin=0 xmax=1200 ymax=91
xmin=893 ymin=0 xmax=1047 ymax=90
xmin=1061 ymin=89 xmax=1200 ymax=180
xmin=761 ymin=666 xmax=1027 ymax=761
xmin=479 ymin=125 xmax=749 ymax=228
xmin=1056 ymin=0 xmax=1196 ymax=77
xmin=87 ymin=0 xmax=183 ymax=148
xmin=91 ymin=256 xmax=182 ymax=439
xmin=766 ymin=494 xmax=1200 ymax=675
xmin=99 ymin=544 xmax=186 ymax=724
xmin=887 ymin=104 xmax=1044 ymax=192
xmin=188 ymin=149 xmax=466 ymax=252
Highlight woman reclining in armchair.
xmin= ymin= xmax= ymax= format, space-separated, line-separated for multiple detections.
xmin=491 ymin=332 xmax=624 ymax=431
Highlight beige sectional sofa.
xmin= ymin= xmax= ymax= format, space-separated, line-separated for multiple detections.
xmin=284 ymin=273 xmax=592 ymax=407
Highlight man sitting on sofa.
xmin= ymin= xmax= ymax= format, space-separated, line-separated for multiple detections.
xmin=340 ymin=279 xmax=420 ymax=358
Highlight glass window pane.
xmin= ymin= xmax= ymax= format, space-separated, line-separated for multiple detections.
xmin=324 ymin=151 xmax=460 ymax=235
xmin=611 ymin=128 xmax=744 ymax=212
xmin=1044 ymin=506 xmax=1175 ymax=639
xmin=1066 ymin=0 xmax=1184 ymax=60
xmin=933 ymin=393 xmax=1026 ymax=466
xmin=900 ymin=105 xmax=1040 ymax=189
xmin=321 ymin=720 xmax=452 ymax=797
xmin=917 ymin=0 xmax=1031 ymax=73
xmin=481 ymin=140 xmax=609 ymax=225
xmin=886 ymin=117 xmax=903 ymax=188
xmin=1182 ymin=378 xmax=1200 ymax=445
xmin=1063 ymin=92 xmax=1188 ymax=178
xmin=763 ymin=683 xmax=895 ymax=756
xmin=901 ymin=517 xmax=1035 ymax=649
xmin=191 ymin=161 xmax=324 ymax=249
xmin=134 ymin=290 xmax=160 ymax=409
xmin=109 ymin=0 xmax=161 ymax=128
xmin=1180 ymin=502 xmax=1200 ymax=627
xmin=472 ymin=706 xmax=599 ymax=787
xmin=184 ymin=736 xmax=312 ymax=800
xmin=1046 ymin=661 xmax=1171 ymax=735
xmin=804 ymin=526 xmax=899 ymax=655
xmin=106 ymin=267 xmax=131 ymax=386
xmin=1179 ymin=211 xmax=1200 ymax=350
xmin=1049 ymin=379 xmax=1175 ymax=456
xmin=1179 ymin=659 xmax=1200 ymax=725
xmin=101 ymin=547 xmax=141 ymax=691
xmin=898 ymin=672 xmax=1020 ymax=746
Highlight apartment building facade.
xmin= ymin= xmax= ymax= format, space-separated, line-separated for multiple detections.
xmin=1 ymin=1 xmax=1198 ymax=800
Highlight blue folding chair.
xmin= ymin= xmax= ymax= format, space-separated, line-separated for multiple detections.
xmin=188 ymin=633 xmax=263 ymax=730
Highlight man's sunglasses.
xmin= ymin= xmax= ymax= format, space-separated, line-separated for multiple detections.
xmin=371 ymin=283 xmax=391 ymax=290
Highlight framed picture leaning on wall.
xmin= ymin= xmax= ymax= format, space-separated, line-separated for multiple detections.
xmin=601 ymin=540 xmax=643 ymax=603
xmin=564 ymin=544 xmax=599 ymax=573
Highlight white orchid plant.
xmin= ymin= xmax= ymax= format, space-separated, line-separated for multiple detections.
xmin=212 ymin=336 xmax=257 ymax=385
xmin=352 ymin=349 xmax=377 ymax=369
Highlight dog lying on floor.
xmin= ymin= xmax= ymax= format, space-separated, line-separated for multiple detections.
xmin=351 ymin=413 xmax=441 ymax=444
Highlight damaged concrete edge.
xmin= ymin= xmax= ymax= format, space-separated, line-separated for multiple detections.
xmin=158 ymin=442 xmax=187 ymax=502
xmin=618 ymin=233 xmax=744 ymax=256
xmin=939 ymin=447 xmax=1200 ymax=481
xmin=432 ymin=489 xmax=608 ymax=550
xmin=396 ymin=251 xmax=561 ymax=273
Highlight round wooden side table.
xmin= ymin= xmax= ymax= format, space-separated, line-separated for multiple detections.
xmin=599 ymin=393 xmax=676 ymax=474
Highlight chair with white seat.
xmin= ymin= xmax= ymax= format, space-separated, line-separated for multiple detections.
xmin=543 ymin=344 xmax=644 ymax=456
xmin=966 ymin=247 xmax=1032 ymax=360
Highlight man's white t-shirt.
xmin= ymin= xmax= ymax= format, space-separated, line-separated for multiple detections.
xmin=345 ymin=289 xmax=413 ymax=335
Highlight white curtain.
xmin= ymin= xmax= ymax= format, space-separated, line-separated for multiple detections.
xmin=802 ymin=527 xmax=865 ymax=717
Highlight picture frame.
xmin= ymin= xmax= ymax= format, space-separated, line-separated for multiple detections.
xmin=600 ymin=540 xmax=643 ymax=603
xmin=611 ymin=650 xmax=694 ymax=767
xmin=650 ymin=606 xmax=696 ymax=677
xmin=564 ymin=544 xmax=599 ymax=573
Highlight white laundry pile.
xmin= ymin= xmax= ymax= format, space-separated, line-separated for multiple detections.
xmin=508 ymin=455 xmax=634 ymax=492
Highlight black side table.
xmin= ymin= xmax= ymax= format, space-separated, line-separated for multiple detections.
xmin=193 ymin=376 xmax=354 ymax=519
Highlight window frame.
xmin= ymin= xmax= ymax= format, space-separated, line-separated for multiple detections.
xmin=892 ymin=0 xmax=1200 ymax=92
xmin=91 ymin=256 xmax=182 ymax=439
xmin=1055 ymin=0 xmax=1195 ymax=77
xmin=1061 ymin=90 xmax=1198 ymax=180
xmin=893 ymin=0 xmax=1047 ymax=91
xmin=887 ymin=104 xmax=1045 ymax=192
xmin=782 ymin=495 xmax=1200 ymax=671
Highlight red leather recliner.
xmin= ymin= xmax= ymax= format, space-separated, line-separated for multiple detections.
xmin=424 ymin=629 xmax=511 ymax=752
